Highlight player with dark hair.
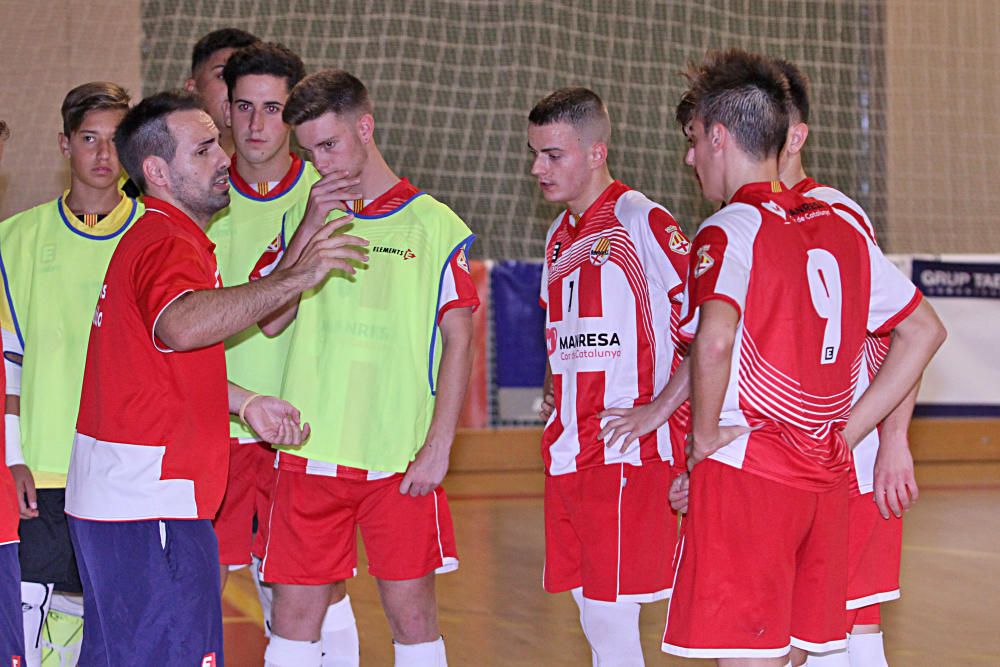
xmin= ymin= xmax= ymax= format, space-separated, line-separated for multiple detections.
xmin=252 ymin=69 xmax=479 ymax=667
xmin=774 ymin=58 xmax=918 ymax=667
xmin=185 ymin=27 xmax=260 ymax=156
xmin=661 ymin=49 xmax=945 ymax=666
xmin=528 ymin=86 xmax=690 ymax=665
xmin=0 ymin=115 xmax=25 ymax=667
xmin=62 ymin=89 xmax=366 ymax=666
xmin=208 ymin=42 xmax=362 ymax=665
xmin=0 ymin=81 xmax=135 ymax=666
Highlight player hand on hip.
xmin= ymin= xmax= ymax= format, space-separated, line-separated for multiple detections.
xmin=301 ymin=170 xmax=363 ymax=232
xmin=668 ymin=472 xmax=690 ymax=514
xmin=399 ymin=437 xmax=450 ymax=497
xmin=598 ymin=401 xmax=671 ymax=453
xmin=243 ymin=395 xmax=312 ymax=447
xmin=872 ymin=431 xmax=918 ymax=519
xmin=685 ymin=425 xmax=754 ymax=471
xmin=289 ymin=216 xmax=369 ymax=289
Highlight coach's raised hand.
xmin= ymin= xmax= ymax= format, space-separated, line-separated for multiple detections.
xmin=286 ymin=216 xmax=369 ymax=289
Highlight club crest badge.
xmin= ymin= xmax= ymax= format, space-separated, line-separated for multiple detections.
xmin=669 ymin=230 xmax=690 ymax=254
xmin=589 ymin=237 xmax=612 ymax=266
xmin=694 ymin=245 xmax=715 ymax=278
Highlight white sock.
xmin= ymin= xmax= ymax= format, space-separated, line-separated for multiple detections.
xmin=21 ymin=581 xmax=53 ymax=666
xmin=580 ymin=597 xmax=643 ymax=666
xmin=848 ymin=632 xmax=889 ymax=667
xmin=321 ymin=595 xmax=359 ymax=667
xmin=251 ymin=554 xmax=274 ymax=637
xmin=806 ymin=648 xmax=850 ymax=666
xmin=570 ymin=588 xmax=599 ymax=667
xmin=393 ymin=636 xmax=447 ymax=667
xmin=264 ymin=634 xmax=322 ymax=667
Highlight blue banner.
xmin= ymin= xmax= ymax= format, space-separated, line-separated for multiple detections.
xmin=912 ymin=259 xmax=1000 ymax=299
xmin=491 ymin=261 xmax=546 ymax=388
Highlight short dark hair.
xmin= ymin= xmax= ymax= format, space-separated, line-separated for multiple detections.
xmin=679 ymin=49 xmax=790 ymax=160
xmin=0 ymin=120 xmax=9 ymax=142
xmin=223 ymin=42 xmax=307 ymax=100
xmin=61 ymin=82 xmax=131 ymax=136
xmin=114 ymin=90 xmax=203 ymax=193
xmin=283 ymin=69 xmax=373 ymax=127
xmin=528 ymin=87 xmax=610 ymax=134
xmin=674 ymin=90 xmax=696 ymax=129
xmin=190 ymin=28 xmax=259 ymax=74
xmin=772 ymin=59 xmax=810 ymax=124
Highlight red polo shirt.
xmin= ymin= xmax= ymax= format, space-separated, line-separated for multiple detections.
xmin=65 ymin=197 xmax=229 ymax=521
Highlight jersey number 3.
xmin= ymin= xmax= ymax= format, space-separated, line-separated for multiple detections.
xmin=806 ymin=249 xmax=843 ymax=365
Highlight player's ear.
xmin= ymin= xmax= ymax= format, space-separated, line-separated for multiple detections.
xmin=183 ymin=77 xmax=197 ymax=94
xmin=58 ymin=132 xmax=71 ymax=158
xmin=590 ymin=141 xmax=608 ymax=169
xmin=222 ymin=99 xmax=232 ymax=129
xmin=356 ymin=113 xmax=374 ymax=145
xmin=786 ymin=122 xmax=809 ymax=157
xmin=708 ymin=123 xmax=725 ymax=152
xmin=142 ymin=155 xmax=169 ymax=190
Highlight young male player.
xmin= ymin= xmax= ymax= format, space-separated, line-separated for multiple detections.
xmin=62 ymin=89 xmax=367 ymax=666
xmin=0 ymin=116 xmax=26 ymax=667
xmin=0 ymin=82 xmax=137 ymax=666
xmin=661 ymin=50 xmax=946 ymax=667
xmin=209 ymin=42 xmax=362 ymax=664
xmin=774 ymin=59 xmax=918 ymax=667
xmin=185 ymin=27 xmax=260 ymax=156
xmin=253 ymin=69 xmax=478 ymax=667
xmin=528 ymin=87 xmax=689 ymax=666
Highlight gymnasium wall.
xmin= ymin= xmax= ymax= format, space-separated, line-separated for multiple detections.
xmin=3 ymin=2 xmax=996 ymax=256
xmin=0 ymin=1 xmax=143 ymax=219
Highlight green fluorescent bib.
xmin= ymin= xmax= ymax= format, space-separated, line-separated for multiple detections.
xmin=279 ymin=193 xmax=473 ymax=471
xmin=0 ymin=194 xmax=140 ymax=476
xmin=206 ymin=161 xmax=320 ymax=440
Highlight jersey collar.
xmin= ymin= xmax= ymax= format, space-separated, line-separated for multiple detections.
xmin=228 ymin=153 xmax=305 ymax=202
xmin=560 ymin=180 xmax=629 ymax=236
xmin=141 ymin=196 xmax=216 ymax=251
xmin=57 ymin=190 xmax=138 ymax=241
xmin=791 ymin=176 xmax=821 ymax=194
xmin=729 ymin=180 xmax=787 ymax=204
xmin=353 ymin=178 xmax=421 ymax=218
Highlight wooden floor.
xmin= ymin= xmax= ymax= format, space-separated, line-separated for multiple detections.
xmin=222 ymin=483 xmax=1000 ymax=666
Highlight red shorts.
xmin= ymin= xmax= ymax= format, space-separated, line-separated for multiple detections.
xmin=663 ymin=460 xmax=849 ymax=659
xmin=544 ymin=460 xmax=678 ymax=603
xmin=259 ymin=468 xmax=458 ymax=584
xmin=846 ymin=490 xmax=902 ymax=610
xmin=212 ymin=439 xmax=276 ymax=565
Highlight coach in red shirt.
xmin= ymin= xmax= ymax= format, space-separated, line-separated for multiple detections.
xmin=63 ymin=90 xmax=367 ymax=667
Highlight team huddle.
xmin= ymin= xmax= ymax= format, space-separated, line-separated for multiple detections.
xmin=0 ymin=27 xmax=943 ymax=667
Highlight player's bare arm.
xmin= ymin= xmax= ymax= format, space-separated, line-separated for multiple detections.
xmin=4 ymin=393 xmax=36 ymax=519
xmin=871 ymin=380 xmax=920 ymax=519
xmin=399 ymin=307 xmax=474 ymax=497
xmin=258 ymin=171 xmax=363 ymax=336
xmin=157 ymin=217 xmax=368 ymax=351
xmin=687 ymin=300 xmax=751 ymax=469
xmin=842 ymin=299 xmax=945 ymax=451
xmin=227 ymin=381 xmax=310 ymax=447
xmin=598 ymin=357 xmax=691 ymax=453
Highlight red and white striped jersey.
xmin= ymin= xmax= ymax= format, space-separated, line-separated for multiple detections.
xmin=679 ymin=181 xmax=921 ymax=492
xmin=540 ymin=181 xmax=689 ymax=476
xmin=794 ymin=177 xmax=891 ymax=494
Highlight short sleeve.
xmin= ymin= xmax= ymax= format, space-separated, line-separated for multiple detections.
xmin=641 ymin=207 xmax=690 ymax=302
xmin=437 ymin=241 xmax=480 ymax=323
xmin=132 ymin=237 xmax=217 ymax=351
xmin=867 ymin=243 xmax=920 ymax=335
xmin=678 ymin=219 xmax=753 ymax=338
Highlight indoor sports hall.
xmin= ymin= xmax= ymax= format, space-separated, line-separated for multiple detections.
xmin=0 ymin=1 xmax=997 ymax=665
